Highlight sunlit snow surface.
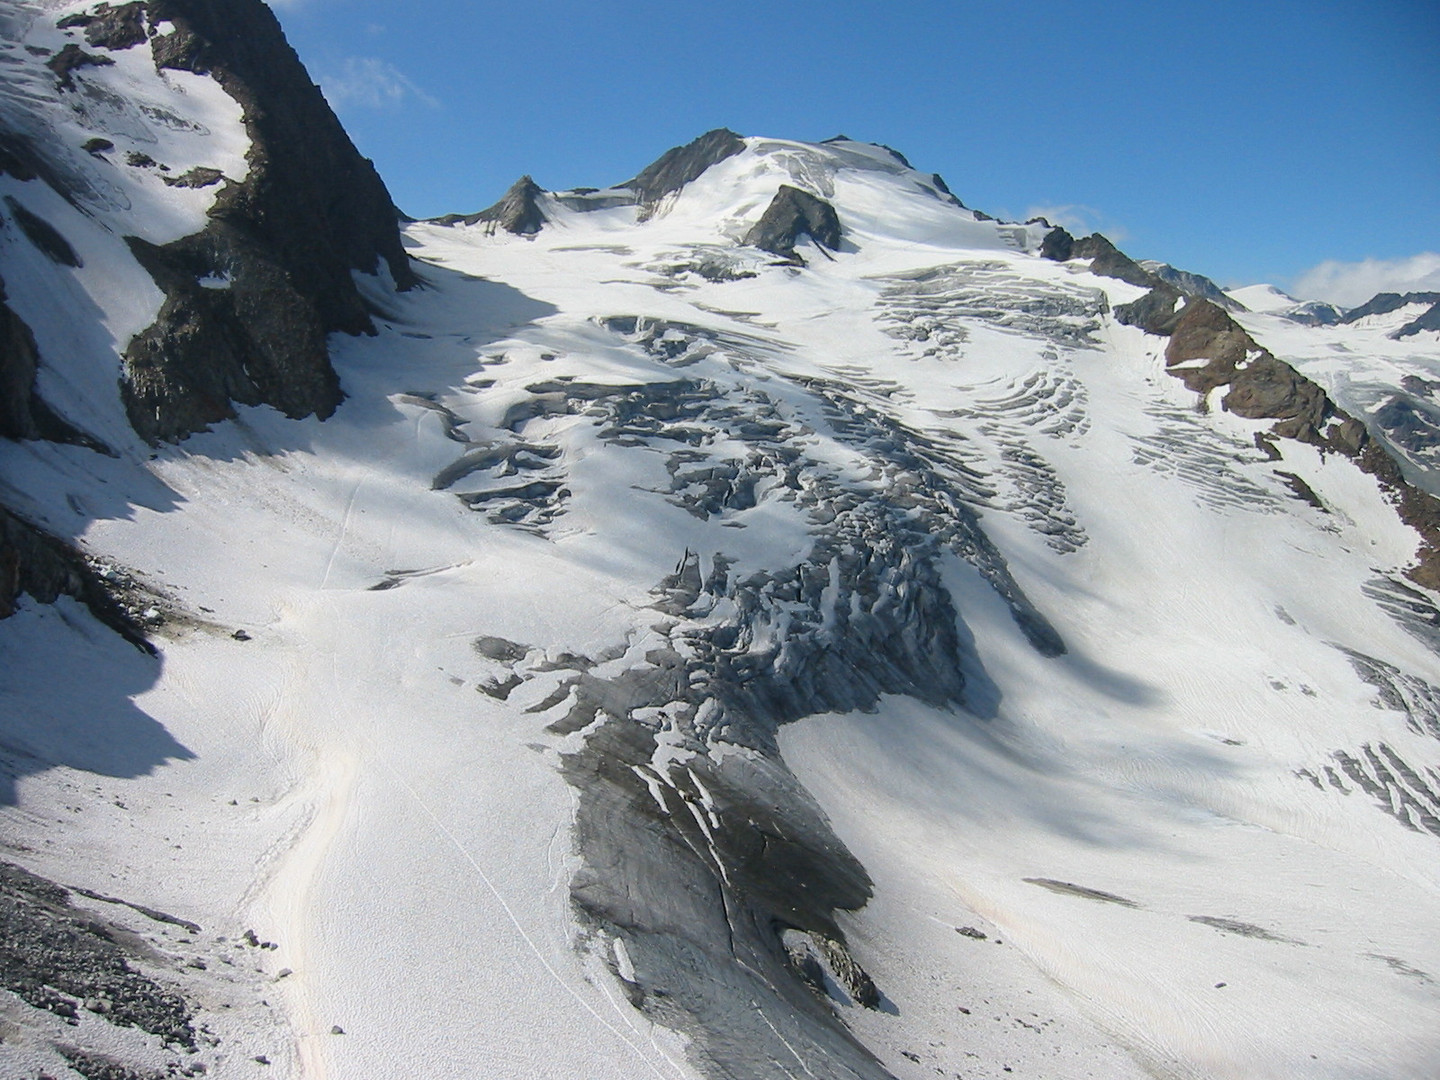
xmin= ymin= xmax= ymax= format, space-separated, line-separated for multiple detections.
xmin=3 ymin=129 xmax=1440 ymax=1080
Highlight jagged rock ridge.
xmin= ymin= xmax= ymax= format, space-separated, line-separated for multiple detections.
xmin=433 ymin=175 xmax=547 ymax=235
xmin=627 ymin=127 xmax=746 ymax=210
xmin=69 ymin=0 xmax=416 ymax=441
xmin=1097 ymin=261 xmax=1440 ymax=589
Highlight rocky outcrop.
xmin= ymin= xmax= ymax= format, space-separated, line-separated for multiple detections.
xmin=0 ymin=861 xmax=193 ymax=1048
xmin=1337 ymin=292 xmax=1440 ymax=340
xmin=45 ymin=43 xmax=114 ymax=89
xmin=1040 ymin=227 xmax=1159 ymax=289
xmin=0 ymin=269 xmax=128 ymax=634
xmin=1038 ymin=226 xmax=1074 ymax=262
xmin=0 ymin=505 xmax=150 ymax=648
xmin=1139 ymin=260 xmax=1243 ymax=311
xmin=744 ymin=185 xmax=841 ymax=263
xmin=107 ymin=0 xmax=415 ymax=440
xmin=1114 ymin=284 xmax=1185 ymax=335
xmin=121 ymin=231 xmax=337 ymax=443
xmin=1395 ymin=302 xmax=1440 ymax=339
xmin=1285 ymin=299 xmax=1344 ymax=327
xmin=1164 ymin=300 xmax=1348 ymax=445
xmin=1343 ymin=291 xmax=1440 ymax=324
xmin=1124 ymin=293 xmax=1440 ymax=588
xmin=432 ymin=175 xmax=547 ymax=235
xmin=626 ymin=128 xmax=746 ymax=211
xmin=58 ymin=2 xmax=149 ymax=50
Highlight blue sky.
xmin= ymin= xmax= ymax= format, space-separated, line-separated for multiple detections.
xmin=268 ymin=0 xmax=1438 ymax=304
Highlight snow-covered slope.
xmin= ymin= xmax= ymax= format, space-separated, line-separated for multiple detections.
xmin=3 ymin=13 xmax=1440 ymax=1080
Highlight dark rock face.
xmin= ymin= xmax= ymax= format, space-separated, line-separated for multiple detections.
xmin=3 ymin=195 xmax=80 ymax=267
xmin=1343 ymin=291 xmax=1440 ymax=324
xmin=0 ymin=504 xmax=149 ymax=648
xmin=1070 ymin=234 xmax=1159 ymax=289
xmin=0 ymin=277 xmax=96 ymax=447
xmin=1124 ymin=294 xmax=1440 ymax=589
xmin=744 ymin=185 xmax=842 ymax=262
xmin=1284 ymin=299 xmax=1344 ymax=327
xmin=1166 ymin=300 xmax=1335 ymax=443
xmin=1114 ymin=284 xmax=1184 ymax=335
xmin=1396 ymin=302 xmax=1440 ymax=339
xmin=46 ymin=43 xmax=114 ymax=90
xmin=1039 ymin=226 xmax=1073 ymax=262
xmin=114 ymin=0 xmax=415 ymax=441
xmin=59 ymin=2 xmax=149 ymax=50
xmin=121 ymin=231 xmax=336 ymax=443
xmin=0 ymin=270 xmax=126 ymax=634
xmin=1375 ymin=396 xmax=1440 ymax=456
xmin=433 ymin=175 xmax=547 ymax=235
xmin=1139 ymin=260 xmax=1243 ymax=311
xmin=626 ymin=128 xmax=746 ymax=209
xmin=161 ymin=166 xmax=224 ymax=189
xmin=1040 ymin=227 xmax=1160 ymax=289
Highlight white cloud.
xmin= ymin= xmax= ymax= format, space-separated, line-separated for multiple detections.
xmin=319 ymin=57 xmax=439 ymax=112
xmin=1291 ymin=252 xmax=1440 ymax=308
xmin=1024 ymin=204 xmax=1129 ymax=243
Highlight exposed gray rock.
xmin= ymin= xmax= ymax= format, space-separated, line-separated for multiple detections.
xmin=121 ymin=227 xmax=337 ymax=443
xmin=1120 ymin=292 xmax=1440 ymax=591
xmin=0 ymin=504 xmax=151 ymax=648
xmin=160 ymin=166 xmax=224 ymax=189
xmin=1038 ymin=226 xmax=1073 ymax=262
xmin=1114 ymin=285 xmax=1184 ymax=334
xmin=1282 ymin=299 xmax=1344 ymax=326
xmin=1138 ymin=260 xmax=1243 ymax=311
xmin=1395 ymin=302 xmax=1440 ymax=339
xmin=1342 ymin=291 xmax=1440 ymax=324
xmin=1166 ymin=300 xmax=1339 ymax=444
xmin=1041 ymin=227 xmax=1159 ymax=289
xmin=744 ymin=185 xmax=841 ymax=262
xmin=46 ymin=43 xmax=114 ymax=90
xmin=59 ymin=2 xmax=149 ymax=51
xmin=0 ymin=861 xmax=194 ymax=1047
xmin=116 ymin=0 xmax=416 ymax=442
xmin=626 ymin=128 xmax=746 ymax=210
xmin=1375 ymin=395 xmax=1440 ymax=457
xmin=432 ymin=175 xmax=546 ymax=235
xmin=1071 ymin=233 xmax=1159 ymax=288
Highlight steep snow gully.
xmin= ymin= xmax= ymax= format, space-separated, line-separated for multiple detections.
xmin=3 ymin=5 xmax=1440 ymax=1080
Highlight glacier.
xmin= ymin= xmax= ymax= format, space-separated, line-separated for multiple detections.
xmin=1 ymin=4 xmax=1439 ymax=1080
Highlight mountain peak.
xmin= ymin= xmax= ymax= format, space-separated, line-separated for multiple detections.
xmin=626 ymin=127 xmax=746 ymax=207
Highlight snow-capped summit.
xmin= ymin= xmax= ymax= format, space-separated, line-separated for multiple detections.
xmin=1227 ymin=282 xmax=1298 ymax=312
xmin=3 ymin=8 xmax=1440 ymax=1080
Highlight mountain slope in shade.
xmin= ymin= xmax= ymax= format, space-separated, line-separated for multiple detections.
xmin=2 ymin=9 xmax=1440 ymax=1080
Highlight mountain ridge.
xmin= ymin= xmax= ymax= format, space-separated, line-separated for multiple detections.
xmin=2 ymin=6 xmax=1439 ymax=1080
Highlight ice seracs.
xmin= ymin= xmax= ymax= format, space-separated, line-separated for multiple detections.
xmin=3 ymin=14 xmax=1440 ymax=1080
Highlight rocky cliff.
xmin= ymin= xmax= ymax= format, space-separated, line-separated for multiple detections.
xmin=0 ymin=0 xmax=415 ymax=626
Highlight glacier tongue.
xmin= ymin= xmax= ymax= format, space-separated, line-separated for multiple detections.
xmin=4 ymin=100 xmax=1440 ymax=1080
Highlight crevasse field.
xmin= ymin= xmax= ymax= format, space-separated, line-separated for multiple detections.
xmin=2 ymin=10 xmax=1439 ymax=1076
